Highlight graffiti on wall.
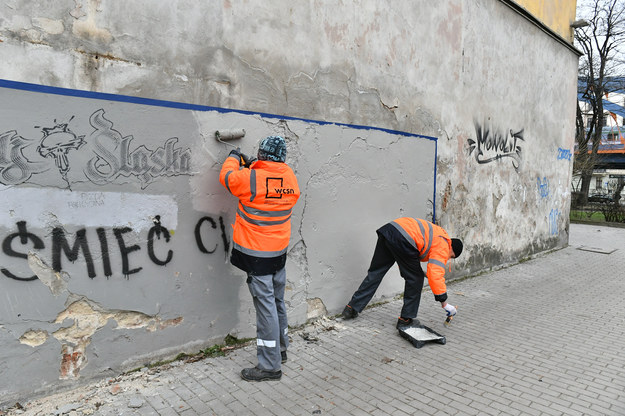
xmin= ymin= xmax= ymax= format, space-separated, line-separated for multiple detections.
xmin=1 ymin=215 xmax=229 ymax=281
xmin=469 ymin=121 xmax=524 ymax=172
xmin=36 ymin=117 xmax=85 ymax=184
xmin=549 ymin=208 xmax=560 ymax=236
xmin=0 ymin=109 xmax=192 ymax=189
xmin=537 ymin=177 xmax=549 ymax=199
xmin=557 ymin=147 xmax=572 ymax=161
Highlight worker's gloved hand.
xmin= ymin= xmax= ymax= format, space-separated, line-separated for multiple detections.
xmin=228 ymin=148 xmax=242 ymax=159
xmin=242 ymin=156 xmax=257 ymax=168
xmin=239 ymin=153 xmax=251 ymax=167
xmin=443 ymin=303 xmax=457 ymax=317
xmin=228 ymin=148 xmax=250 ymax=167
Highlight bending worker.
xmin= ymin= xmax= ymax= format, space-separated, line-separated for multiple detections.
xmin=219 ymin=136 xmax=300 ymax=382
xmin=341 ymin=217 xmax=463 ymax=328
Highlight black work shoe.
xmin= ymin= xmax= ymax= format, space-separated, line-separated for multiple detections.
xmin=342 ymin=305 xmax=358 ymax=319
xmin=396 ymin=317 xmax=420 ymax=329
xmin=281 ymin=351 xmax=288 ymax=363
xmin=241 ymin=367 xmax=282 ymax=381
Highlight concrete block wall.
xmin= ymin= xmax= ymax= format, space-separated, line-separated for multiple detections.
xmin=0 ymin=0 xmax=579 ymax=403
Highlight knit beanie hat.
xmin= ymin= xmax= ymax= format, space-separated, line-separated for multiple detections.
xmin=451 ymin=238 xmax=463 ymax=258
xmin=257 ymin=136 xmax=287 ymax=162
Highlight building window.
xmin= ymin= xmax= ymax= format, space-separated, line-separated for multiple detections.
xmin=596 ymin=177 xmax=603 ymax=189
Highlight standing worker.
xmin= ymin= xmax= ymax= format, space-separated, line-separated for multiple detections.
xmin=219 ymin=135 xmax=300 ymax=381
xmin=341 ymin=217 xmax=463 ymax=328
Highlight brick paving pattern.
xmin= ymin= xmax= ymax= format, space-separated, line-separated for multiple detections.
xmin=3 ymin=223 xmax=625 ymax=415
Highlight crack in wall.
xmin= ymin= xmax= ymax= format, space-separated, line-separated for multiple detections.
xmin=380 ymin=98 xmax=398 ymax=110
xmin=287 ymin=240 xmax=310 ymax=311
xmin=28 ymin=252 xmax=68 ymax=296
xmin=255 ymin=119 xmax=318 ymax=314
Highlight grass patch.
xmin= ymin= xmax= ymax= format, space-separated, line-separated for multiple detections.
xmin=200 ymin=334 xmax=254 ymax=358
xmin=201 ymin=344 xmax=226 ymax=358
xmin=570 ymin=209 xmax=605 ymax=222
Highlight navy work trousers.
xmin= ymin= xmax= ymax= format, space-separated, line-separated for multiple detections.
xmin=348 ymin=233 xmax=425 ymax=319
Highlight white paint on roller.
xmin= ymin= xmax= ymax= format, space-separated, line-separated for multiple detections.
xmin=0 ymin=186 xmax=178 ymax=230
xmin=215 ymin=129 xmax=246 ymax=140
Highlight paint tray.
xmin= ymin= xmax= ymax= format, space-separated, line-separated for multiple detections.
xmin=398 ymin=324 xmax=446 ymax=348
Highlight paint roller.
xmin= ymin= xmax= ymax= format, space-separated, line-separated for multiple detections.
xmin=215 ymin=129 xmax=253 ymax=166
xmin=215 ymin=129 xmax=246 ymax=149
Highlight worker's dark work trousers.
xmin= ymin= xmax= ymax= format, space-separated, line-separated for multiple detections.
xmin=348 ymin=234 xmax=425 ymax=319
xmin=246 ymin=267 xmax=288 ymax=372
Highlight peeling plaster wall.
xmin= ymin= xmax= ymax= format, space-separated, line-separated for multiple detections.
xmin=0 ymin=0 xmax=578 ymax=403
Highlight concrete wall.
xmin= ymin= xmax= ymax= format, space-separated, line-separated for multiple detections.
xmin=0 ymin=0 xmax=579 ymax=403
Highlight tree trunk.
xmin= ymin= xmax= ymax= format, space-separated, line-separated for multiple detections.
xmin=614 ymin=177 xmax=624 ymax=204
xmin=580 ymin=171 xmax=592 ymax=204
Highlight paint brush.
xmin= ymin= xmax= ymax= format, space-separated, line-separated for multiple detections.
xmin=444 ymin=306 xmax=457 ymax=327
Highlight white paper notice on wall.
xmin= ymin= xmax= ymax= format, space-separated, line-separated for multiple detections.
xmin=0 ymin=186 xmax=178 ymax=231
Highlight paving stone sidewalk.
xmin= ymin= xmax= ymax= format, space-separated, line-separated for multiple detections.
xmin=3 ymin=223 xmax=625 ymax=416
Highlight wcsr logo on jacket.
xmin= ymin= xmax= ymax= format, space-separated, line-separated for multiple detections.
xmin=266 ymin=177 xmax=296 ymax=198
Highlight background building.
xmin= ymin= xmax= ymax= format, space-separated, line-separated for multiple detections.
xmin=576 ymin=77 xmax=625 ymax=200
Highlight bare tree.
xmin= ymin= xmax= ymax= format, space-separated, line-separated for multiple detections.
xmin=574 ymin=0 xmax=625 ymax=204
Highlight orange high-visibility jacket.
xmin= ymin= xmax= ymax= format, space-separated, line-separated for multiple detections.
xmin=220 ymin=155 xmax=300 ymax=273
xmin=390 ymin=217 xmax=452 ymax=297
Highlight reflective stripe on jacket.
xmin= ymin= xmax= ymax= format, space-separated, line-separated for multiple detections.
xmin=219 ymin=156 xmax=300 ymax=272
xmin=390 ymin=217 xmax=452 ymax=297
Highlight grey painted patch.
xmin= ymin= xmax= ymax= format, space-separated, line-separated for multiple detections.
xmin=1 ymin=188 xmax=179 ymax=230
xmin=0 ymin=80 xmax=435 ymax=403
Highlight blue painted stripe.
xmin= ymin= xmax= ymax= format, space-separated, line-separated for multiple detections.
xmin=433 ymin=140 xmax=438 ymax=223
xmin=0 ymin=78 xmax=437 ymax=141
